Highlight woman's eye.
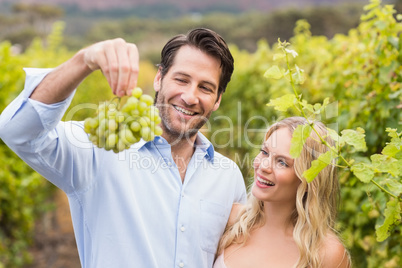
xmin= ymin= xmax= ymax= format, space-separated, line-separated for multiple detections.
xmin=278 ymin=159 xmax=288 ymax=167
xmin=260 ymin=149 xmax=268 ymax=156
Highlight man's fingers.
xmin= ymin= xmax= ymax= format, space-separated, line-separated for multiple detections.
xmin=104 ymin=39 xmax=123 ymax=95
xmin=114 ymin=40 xmax=131 ymax=96
xmin=126 ymin=43 xmax=140 ymax=96
xmin=84 ymin=38 xmax=139 ymax=96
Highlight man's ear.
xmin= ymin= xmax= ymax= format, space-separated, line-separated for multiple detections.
xmin=213 ymin=94 xmax=222 ymax=111
xmin=154 ymin=68 xmax=162 ymax=92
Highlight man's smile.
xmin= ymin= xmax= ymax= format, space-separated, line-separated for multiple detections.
xmin=173 ymin=105 xmax=197 ymax=116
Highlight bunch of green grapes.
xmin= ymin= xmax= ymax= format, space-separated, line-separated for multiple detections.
xmin=84 ymin=87 xmax=163 ymax=153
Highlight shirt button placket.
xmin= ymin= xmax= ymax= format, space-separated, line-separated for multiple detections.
xmin=179 ymin=262 xmax=184 ymax=268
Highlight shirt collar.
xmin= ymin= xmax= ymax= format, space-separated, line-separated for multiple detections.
xmin=194 ymin=132 xmax=215 ymax=162
xmin=136 ymin=132 xmax=215 ymax=162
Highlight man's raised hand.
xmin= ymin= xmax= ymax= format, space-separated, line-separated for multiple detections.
xmin=83 ymin=38 xmax=140 ymax=97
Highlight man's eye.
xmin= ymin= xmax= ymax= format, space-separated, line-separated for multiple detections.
xmin=201 ymin=86 xmax=213 ymax=92
xmin=175 ymin=78 xmax=186 ymax=83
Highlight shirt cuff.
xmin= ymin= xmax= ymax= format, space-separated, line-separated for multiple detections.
xmin=24 ymin=68 xmax=76 ymax=130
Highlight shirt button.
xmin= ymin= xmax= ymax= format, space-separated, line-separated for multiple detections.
xmin=179 ymin=263 xmax=184 ymax=268
xmin=168 ymin=162 xmax=172 ymax=167
xmin=180 ymin=226 xmax=185 ymax=232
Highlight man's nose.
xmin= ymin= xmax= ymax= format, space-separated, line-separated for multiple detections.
xmin=181 ymin=85 xmax=199 ymax=106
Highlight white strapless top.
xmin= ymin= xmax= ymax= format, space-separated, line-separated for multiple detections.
xmin=213 ymin=252 xmax=227 ymax=268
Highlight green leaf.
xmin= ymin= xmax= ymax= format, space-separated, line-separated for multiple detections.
xmin=290 ymin=124 xmax=313 ymax=158
xmin=266 ymin=94 xmax=296 ymax=112
xmin=371 ymin=154 xmax=400 ymax=177
xmin=386 ymin=128 xmax=399 ymax=139
xmin=303 ymin=150 xmax=336 ymax=183
xmin=273 ymin=53 xmax=285 ymax=61
xmin=301 ymin=99 xmax=314 ymax=114
xmin=387 ymin=36 xmax=399 ymax=50
xmin=351 ymin=163 xmax=374 ymax=183
xmin=264 ymin=65 xmax=283 ymax=79
xmin=340 ymin=128 xmax=367 ymax=152
xmin=363 ymin=0 xmax=380 ymax=11
xmin=384 ymin=179 xmax=402 ymax=196
xmin=379 ymin=64 xmax=394 ymax=85
xmin=375 ymin=198 xmax=401 ymax=242
xmin=382 ymin=143 xmax=400 ymax=158
xmin=326 ymin=127 xmax=342 ymax=149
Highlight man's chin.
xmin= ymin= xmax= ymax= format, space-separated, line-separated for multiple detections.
xmin=163 ymin=123 xmax=199 ymax=140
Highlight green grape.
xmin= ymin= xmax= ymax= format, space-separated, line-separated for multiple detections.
xmin=138 ymin=117 xmax=149 ymax=128
xmin=122 ymin=98 xmax=138 ymax=112
xmin=154 ymin=126 xmax=163 ymax=136
xmin=115 ymin=140 xmax=126 ymax=153
xmin=140 ymin=94 xmax=154 ymax=106
xmin=131 ymin=87 xmax=143 ymax=98
xmin=116 ymin=112 xmax=125 ymax=123
xmin=130 ymin=121 xmax=141 ymax=132
xmin=141 ymin=127 xmax=152 ymax=141
xmin=106 ymin=133 xmax=118 ymax=148
xmin=83 ymin=87 xmax=163 ymax=153
xmin=119 ymin=128 xmax=137 ymax=145
xmin=137 ymin=101 xmax=148 ymax=114
xmin=108 ymin=119 xmax=118 ymax=132
xmin=84 ymin=118 xmax=92 ymax=133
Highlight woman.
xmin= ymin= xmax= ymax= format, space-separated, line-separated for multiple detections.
xmin=214 ymin=117 xmax=350 ymax=268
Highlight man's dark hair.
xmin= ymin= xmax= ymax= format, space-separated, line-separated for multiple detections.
xmin=158 ymin=28 xmax=234 ymax=98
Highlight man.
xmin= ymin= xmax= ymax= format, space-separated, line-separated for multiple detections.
xmin=0 ymin=28 xmax=246 ymax=267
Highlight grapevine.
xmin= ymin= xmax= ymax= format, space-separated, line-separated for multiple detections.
xmin=83 ymin=87 xmax=162 ymax=153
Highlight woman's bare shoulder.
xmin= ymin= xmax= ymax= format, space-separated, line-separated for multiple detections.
xmin=321 ymin=233 xmax=351 ymax=268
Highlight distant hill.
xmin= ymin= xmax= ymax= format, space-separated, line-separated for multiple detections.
xmin=0 ymin=0 xmax=369 ymax=14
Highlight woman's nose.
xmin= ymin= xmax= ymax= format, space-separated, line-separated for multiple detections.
xmin=254 ymin=155 xmax=273 ymax=173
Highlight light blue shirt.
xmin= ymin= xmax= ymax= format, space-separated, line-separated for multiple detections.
xmin=0 ymin=68 xmax=247 ymax=268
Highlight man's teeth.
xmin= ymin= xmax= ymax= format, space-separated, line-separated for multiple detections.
xmin=257 ymin=177 xmax=275 ymax=186
xmin=174 ymin=106 xmax=195 ymax=115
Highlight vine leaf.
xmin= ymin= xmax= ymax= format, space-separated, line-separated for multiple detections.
xmin=375 ymin=198 xmax=401 ymax=242
xmin=264 ymin=65 xmax=283 ymax=80
xmin=273 ymin=53 xmax=286 ymax=61
xmin=384 ymin=179 xmax=402 ymax=196
xmin=290 ymin=124 xmax=313 ymax=158
xmin=303 ymin=150 xmax=336 ymax=183
xmin=371 ymin=154 xmax=400 ymax=177
xmin=266 ymin=94 xmax=296 ymax=112
xmin=351 ymin=163 xmax=374 ymax=183
xmin=340 ymin=128 xmax=368 ymax=152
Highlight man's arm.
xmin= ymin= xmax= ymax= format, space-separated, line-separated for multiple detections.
xmin=30 ymin=38 xmax=140 ymax=104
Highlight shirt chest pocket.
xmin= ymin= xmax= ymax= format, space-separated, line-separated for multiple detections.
xmin=199 ymin=199 xmax=229 ymax=254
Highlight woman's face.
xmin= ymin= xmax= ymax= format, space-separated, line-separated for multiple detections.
xmin=252 ymin=127 xmax=301 ymax=205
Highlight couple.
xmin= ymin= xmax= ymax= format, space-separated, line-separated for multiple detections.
xmin=0 ymin=28 xmax=350 ymax=267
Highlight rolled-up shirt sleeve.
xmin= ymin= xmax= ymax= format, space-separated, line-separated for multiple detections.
xmin=0 ymin=68 xmax=75 ymax=147
xmin=0 ymin=68 xmax=91 ymax=193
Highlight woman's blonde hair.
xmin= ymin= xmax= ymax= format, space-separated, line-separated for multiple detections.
xmin=217 ymin=116 xmax=346 ymax=267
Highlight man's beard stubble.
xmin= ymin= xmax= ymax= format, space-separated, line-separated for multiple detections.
xmin=154 ymin=91 xmax=212 ymax=144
